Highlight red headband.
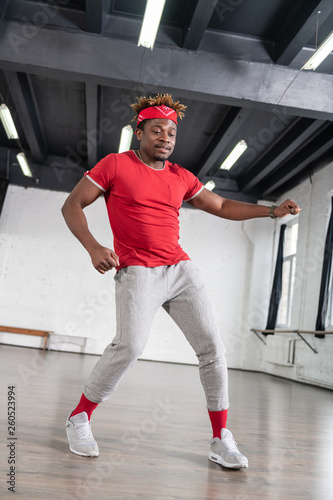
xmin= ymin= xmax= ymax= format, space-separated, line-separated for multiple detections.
xmin=137 ymin=105 xmax=178 ymax=126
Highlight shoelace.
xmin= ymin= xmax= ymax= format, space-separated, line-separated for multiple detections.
xmin=221 ymin=434 xmax=239 ymax=452
xmin=73 ymin=420 xmax=93 ymax=440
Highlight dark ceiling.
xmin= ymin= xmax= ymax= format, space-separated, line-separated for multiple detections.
xmin=0 ymin=0 xmax=332 ymax=202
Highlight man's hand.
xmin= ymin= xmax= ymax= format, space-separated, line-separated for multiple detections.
xmin=274 ymin=199 xmax=301 ymax=218
xmin=62 ymin=178 xmax=120 ymax=273
xmin=89 ymin=244 xmax=120 ymax=274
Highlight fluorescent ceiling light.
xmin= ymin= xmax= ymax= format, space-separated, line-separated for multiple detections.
xmin=219 ymin=140 xmax=248 ymax=171
xmin=0 ymin=104 xmax=19 ymax=139
xmin=205 ymin=180 xmax=216 ymax=191
xmin=16 ymin=152 xmax=33 ymax=178
xmin=301 ymin=31 xmax=333 ymax=70
xmin=118 ymin=125 xmax=133 ymax=153
xmin=138 ymin=0 xmax=166 ymax=49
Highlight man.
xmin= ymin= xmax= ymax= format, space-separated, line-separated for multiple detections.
xmin=62 ymin=94 xmax=300 ymax=469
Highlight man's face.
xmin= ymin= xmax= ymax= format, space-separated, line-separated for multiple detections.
xmin=136 ymin=118 xmax=177 ymax=162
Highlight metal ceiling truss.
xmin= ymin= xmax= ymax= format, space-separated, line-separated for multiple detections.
xmin=0 ymin=0 xmax=332 ymax=198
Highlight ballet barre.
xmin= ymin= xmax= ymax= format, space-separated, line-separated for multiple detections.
xmin=250 ymin=328 xmax=333 ymax=354
xmin=0 ymin=325 xmax=52 ymax=350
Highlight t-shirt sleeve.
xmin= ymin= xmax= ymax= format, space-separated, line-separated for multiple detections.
xmin=84 ymin=154 xmax=117 ymax=192
xmin=183 ymin=170 xmax=204 ymax=202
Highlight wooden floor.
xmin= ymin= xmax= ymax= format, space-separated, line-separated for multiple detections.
xmin=0 ymin=345 xmax=332 ymax=500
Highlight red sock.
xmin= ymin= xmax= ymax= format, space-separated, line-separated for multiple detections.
xmin=208 ymin=409 xmax=228 ymax=439
xmin=71 ymin=393 xmax=99 ymax=420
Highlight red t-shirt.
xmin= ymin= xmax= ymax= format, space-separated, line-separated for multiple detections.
xmin=85 ymin=150 xmax=204 ymax=270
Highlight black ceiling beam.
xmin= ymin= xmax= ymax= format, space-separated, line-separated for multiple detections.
xmin=86 ymin=0 xmax=108 ymax=34
xmin=196 ymin=107 xmax=252 ymax=179
xmin=0 ymin=0 xmax=9 ymax=18
xmin=1 ymin=0 xmax=271 ymax=63
xmin=200 ymin=30 xmax=274 ymax=62
xmin=240 ymin=118 xmax=327 ymax=193
xmin=4 ymin=0 xmax=85 ymax=30
xmin=182 ymin=0 xmax=217 ymax=51
xmin=0 ymin=20 xmax=333 ymax=121
xmin=103 ymin=12 xmax=183 ymax=47
xmin=275 ymin=0 xmax=333 ymax=65
xmin=85 ymin=83 xmax=101 ymax=168
xmin=0 ymin=147 xmax=84 ymax=191
xmin=3 ymin=71 xmax=47 ymax=164
xmin=0 ymin=69 xmax=23 ymax=136
xmin=260 ymin=123 xmax=333 ymax=196
xmin=102 ymin=13 xmax=272 ymax=63
xmin=0 ymin=145 xmax=39 ymax=185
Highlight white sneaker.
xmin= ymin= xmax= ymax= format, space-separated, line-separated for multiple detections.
xmin=209 ymin=428 xmax=248 ymax=469
xmin=66 ymin=411 xmax=99 ymax=457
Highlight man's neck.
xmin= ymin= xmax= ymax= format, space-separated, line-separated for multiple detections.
xmin=136 ymin=150 xmax=165 ymax=170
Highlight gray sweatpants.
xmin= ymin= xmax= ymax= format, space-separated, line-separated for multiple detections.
xmin=84 ymin=260 xmax=229 ymax=411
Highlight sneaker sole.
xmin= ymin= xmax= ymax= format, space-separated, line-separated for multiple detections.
xmin=69 ymin=445 xmax=99 ymax=458
xmin=209 ymin=451 xmax=248 ymax=469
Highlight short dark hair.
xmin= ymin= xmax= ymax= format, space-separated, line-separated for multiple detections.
xmin=137 ymin=119 xmax=148 ymax=132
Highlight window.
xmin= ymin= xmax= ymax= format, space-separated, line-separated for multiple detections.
xmin=276 ymin=221 xmax=299 ymax=328
xmin=322 ymin=195 xmax=333 ymax=329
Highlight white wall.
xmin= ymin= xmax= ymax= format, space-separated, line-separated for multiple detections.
xmin=0 ymin=186 xmax=115 ymax=353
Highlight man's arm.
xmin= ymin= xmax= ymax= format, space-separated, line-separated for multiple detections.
xmin=187 ymin=188 xmax=301 ymax=220
xmin=61 ymin=177 xmax=119 ymax=273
